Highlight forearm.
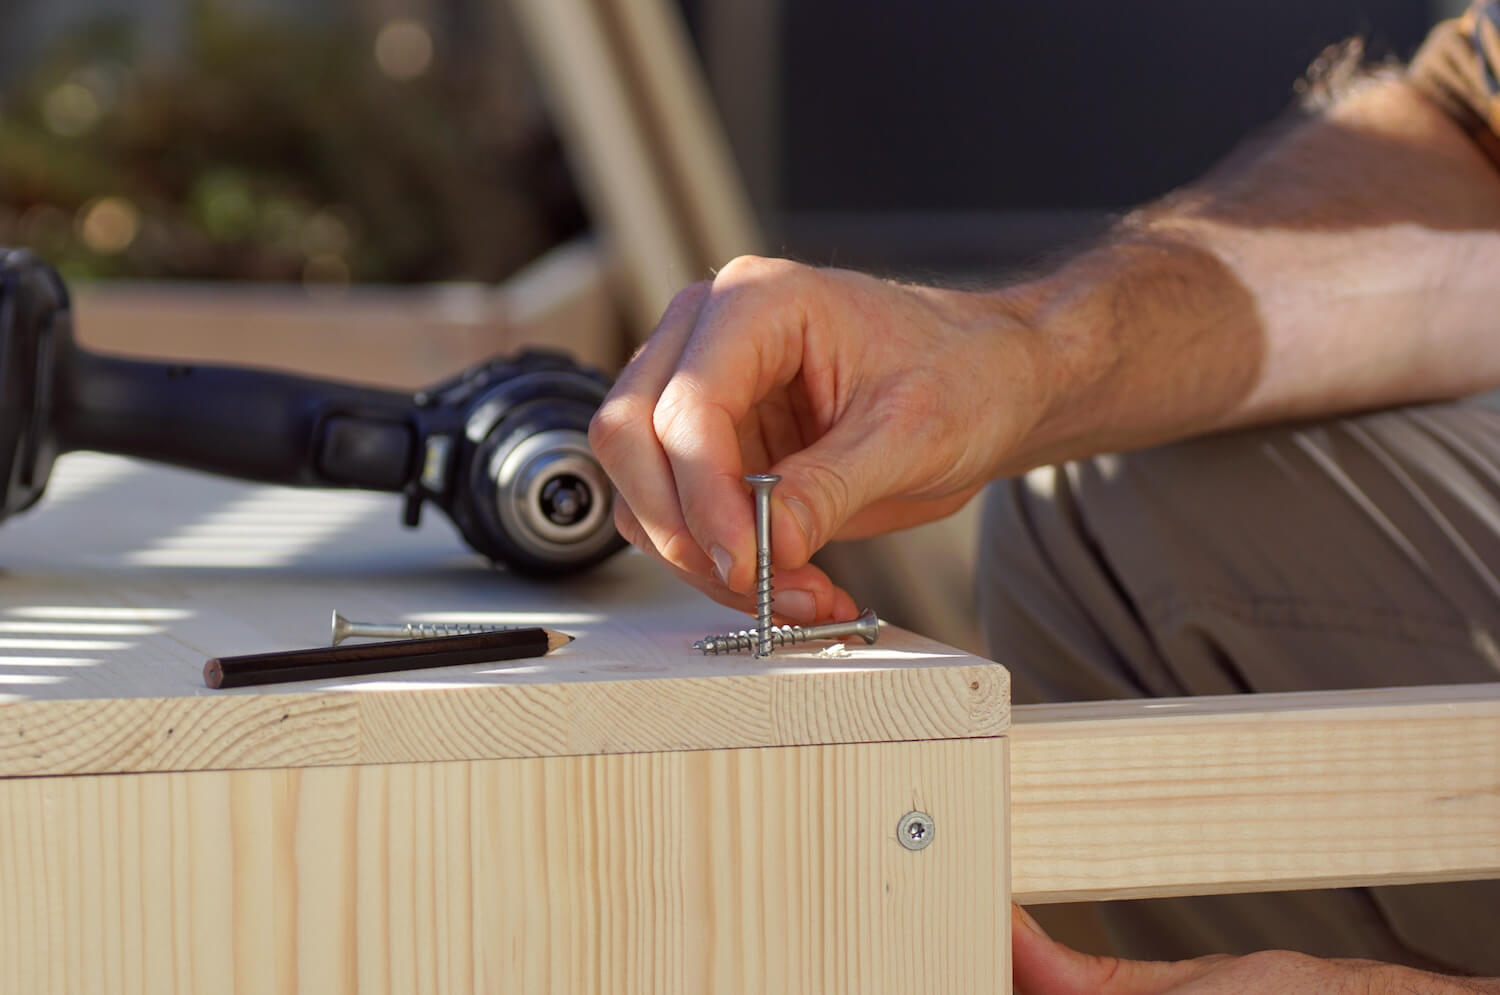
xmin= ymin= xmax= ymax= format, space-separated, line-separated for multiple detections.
xmin=1373 ymin=963 xmax=1500 ymax=993
xmin=1001 ymin=76 xmax=1500 ymax=473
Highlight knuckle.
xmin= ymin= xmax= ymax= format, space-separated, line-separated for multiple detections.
xmin=716 ymin=254 xmax=802 ymax=289
xmin=650 ymin=386 xmax=698 ymax=446
xmin=662 ymin=280 xmax=711 ymax=321
xmin=1239 ymin=950 xmax=1304 ymax=970
xmin=613 ymin=497 xmax=708 ymax=575
xmin=588 ymin=398 xmax=642 ymax=460
xmin=612 ymin=500 xmax=645 ymax=548
xmin=657 ymin=527 xmax=707 ymax=574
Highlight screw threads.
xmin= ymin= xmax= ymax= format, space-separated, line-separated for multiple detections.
xmin=754 ymin=547 xmax=774 ymax=654
xmin=331 ymin=611 xmax=516 ymax=645
xmin=744 ymin=473 xmax=781 ymax=658
xmin=694 ymin=624 xmax=811 ymax=655
xmin=399 ymin=622 xmax=509 ymax=639
xmin=693 ymin=609 xmax=882 ymax=656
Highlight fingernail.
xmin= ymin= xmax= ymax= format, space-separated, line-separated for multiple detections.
xmin=783 ymin=496 xmax=815 ymax=548
xmin=711 ymin=545 xmax=735 ymax=586
xmin=776 ymin=590 xmax=817 ymax=622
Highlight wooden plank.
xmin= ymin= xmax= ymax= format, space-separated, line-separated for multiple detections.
xmin=72 ymin=238 xmax=622 ymax=387
xmin=507 ymin=0 xmax=700 ymax=332
xmin=1010 ymin=684 xmax=1500 ymax=903
xmin=0 ymin=454 xmax=1008 ymax=777
xmin=597 ymin=0 xmax=763 ymax=266
xmin=0 ymin=659 xmax=1007 ymax=777
xmin=699 ymin=0 xmax=781 ymax=215
xmin=0 ymin=738 xmax=1010 ymax=995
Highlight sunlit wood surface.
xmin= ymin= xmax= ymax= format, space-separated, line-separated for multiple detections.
xmin=0 ymin=453 xmax=1012 ymax=995
xmin=0 ymin=454 xmax=1007 ymax=778
xmin=1011 ymin=685 xmax=1500 ymax=903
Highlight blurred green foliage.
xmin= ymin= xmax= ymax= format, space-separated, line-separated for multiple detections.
xmin=0 ymin=4 xmax=585 ymax=284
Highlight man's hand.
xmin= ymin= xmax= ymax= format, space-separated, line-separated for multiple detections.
xmin=1012 ymin=903 xmax=1500 ymax=994
xmin=589 ymin=257 xmax=1045 ymax=621
xmin=591 ymin=79 xmax=1500 ymax=620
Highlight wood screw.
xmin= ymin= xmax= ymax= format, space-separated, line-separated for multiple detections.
xmin=331 ymin=611 xmax=512 ymax=645
xmin=744 ymin=474 xmax=780 ymax=657
xmin=897 ymin=810 xmax=935 ymax=851
xmin=693 ymin=608 xmax=881 ymax=655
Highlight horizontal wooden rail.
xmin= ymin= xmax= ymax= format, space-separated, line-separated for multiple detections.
xmin=73 ymin=238 xmax=620 ymax=386
xmin=1010 ymin=683 xmax=1500 ymax=904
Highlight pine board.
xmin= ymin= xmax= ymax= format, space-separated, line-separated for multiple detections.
xmin=0 ymin=738 xmax=1009 ymax=995
xmin=1011 ymin=684 xmax=1500 ymax=902
xmin=0 ymin=454 xmax=1007 ymax=777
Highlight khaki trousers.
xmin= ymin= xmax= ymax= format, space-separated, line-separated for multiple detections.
xmin=978 ymin=399 xmax=1500 ymax=975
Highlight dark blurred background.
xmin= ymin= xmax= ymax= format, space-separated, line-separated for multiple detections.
xmin=0 ymin=0 xmax=1452 ymax=290
xmin=744 ymin=0 xmax=1440 ymax=276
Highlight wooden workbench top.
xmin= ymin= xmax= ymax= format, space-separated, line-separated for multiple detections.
xmin=0 ymin=454 xmax=1008 ymax=778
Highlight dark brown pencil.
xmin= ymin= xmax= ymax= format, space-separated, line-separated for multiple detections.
xmin=204 ymin=627 xmax=574 ymax=689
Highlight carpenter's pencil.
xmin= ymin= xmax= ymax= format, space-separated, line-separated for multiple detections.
xmin=204 ymin=627 xmax=573 ymax=689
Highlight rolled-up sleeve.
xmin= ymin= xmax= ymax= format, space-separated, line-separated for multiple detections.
xmin=1410 ymin=1 xmax=1500 ymax=163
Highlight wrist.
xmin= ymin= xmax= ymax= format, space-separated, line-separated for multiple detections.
xmin=988 ymin=223 xmax=1260 ymax=472
xmin=983 ymin=267 xmax=1116 ymax=476
xmin=1373 ymin=963 xmax=1500 ymax=994
xmin=904 ymin=280 xmax=1066 ymax=482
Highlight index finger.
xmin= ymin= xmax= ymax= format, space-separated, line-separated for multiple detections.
xmin=650 ymin=257 xmax=813 ymax=588
xmin=589 ymin=282 xmax=717 ymax=578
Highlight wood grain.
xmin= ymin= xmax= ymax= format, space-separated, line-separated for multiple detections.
xmin=0 ymin=455 xmax=1008 ymax=776
xmin=0 ymin=739 xmax=1009 ymax=995
xmin=598 ymin=0 xmax=763 ymax=265
xmin=507 ymin=0 xmax=700 ymax=332
xmin=1010 ymin=683 xmax=1500 ymax=903
xmin=0 ymin=663 xmax=1008 ymax=777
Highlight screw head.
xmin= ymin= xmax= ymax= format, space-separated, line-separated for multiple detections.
xmin=850 ymin=607 xmax=881 ymax=645
xmin=896 ymin=810 xmax=935 ymax=851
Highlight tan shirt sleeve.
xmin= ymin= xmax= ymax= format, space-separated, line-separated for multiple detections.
xmin=1409 ymin=1 xmax=1500 ymax=163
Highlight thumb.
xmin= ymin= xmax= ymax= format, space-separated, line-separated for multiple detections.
xmin=771 ymin=417 xmax=904 ymax=565
xmin=1012 ymin=904 xmax=1222 ymax=995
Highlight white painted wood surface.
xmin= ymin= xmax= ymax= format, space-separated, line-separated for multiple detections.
xmin=0 ymin=455 xmax=1011 ymax=995
xmin=0 ymin=454 xmax=1008 ymax=777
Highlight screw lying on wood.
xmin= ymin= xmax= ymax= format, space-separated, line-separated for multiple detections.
xmin=331 ymin=611 xmax=513 ymax=646
xmin=694 ymin=608 xmax=881 ymax=656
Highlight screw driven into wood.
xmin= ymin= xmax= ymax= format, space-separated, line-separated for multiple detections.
xmin=331 ymin=611 xmax=514 ymax=646
xmin=744 ymin=474 xmax=780 ymax=657
xmin=897 ymin=810 xmax=935 ymax=852
xmin=694 ymin=608 xmax=881 ymax=656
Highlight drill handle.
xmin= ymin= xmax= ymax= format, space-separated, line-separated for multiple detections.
xmin=53 ymin=344 xmax=423 ymax=492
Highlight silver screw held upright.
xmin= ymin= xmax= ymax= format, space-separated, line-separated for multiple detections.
xmin=744 ymin=473 xmax=780 ymax=657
